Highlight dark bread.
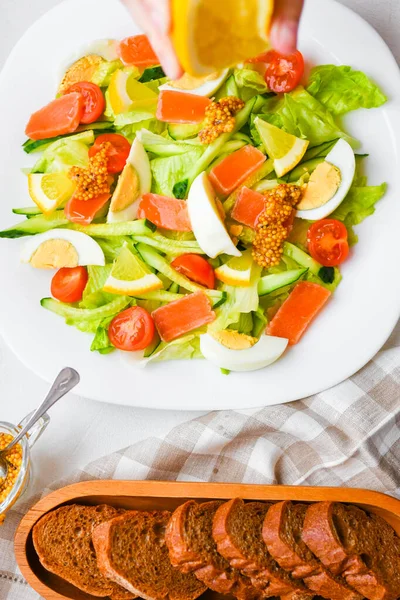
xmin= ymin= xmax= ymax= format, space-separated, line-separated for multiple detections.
xmin=263 ymin=501 xmax=362 ymax=600
xmin=302 ymin=502 xmax=400 ymax=600
xmin=212 ymin=498 xmax=313 ymax=599
xmin=93 ymin=510 xmax=206 ymax=600
xmin=165 ymin=500 xmax=262 ymax=599
xmin=32 ymin=504 xmax=133 ymax=599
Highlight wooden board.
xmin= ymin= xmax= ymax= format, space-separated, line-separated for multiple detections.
xmin=14 ymin=480 xmax=400 ymax=600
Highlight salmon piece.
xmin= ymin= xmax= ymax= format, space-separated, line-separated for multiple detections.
xmin=65 ymin=193 xmax=111 ymax=225
xmin=231 ymin=186 xmax=265 ymax=228
xmin=156 ymin=90 xmax=212 ymax=124
xmin=152 ymin=292 xmax=215 ymax=342
xmin=209 ymin=145 xmax=266 ymax=196
xmin=267 ymin=281 xmax=331 ymax=345
xmin=118 ymin=35 xmax=159 ymax=67
xmin=25 ymin=93 xmax=84 ymax=140
xmin=138 ymin=193 xmax=192 ymax=231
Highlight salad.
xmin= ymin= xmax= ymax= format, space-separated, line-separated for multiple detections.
xmin=0 ymin=36 xmax=388 ymax=373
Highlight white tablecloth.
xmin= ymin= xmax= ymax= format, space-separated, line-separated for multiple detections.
xmin=0 ymin=0 xmax=399 ymax=500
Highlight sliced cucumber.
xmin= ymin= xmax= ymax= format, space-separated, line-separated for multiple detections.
xmin=283 ymin=242 xmax=321 ymax=275
xmin=302 ymin=139 xmax=338 ymax=162
xmin=0 ymin=212 xmax=69 ymax=238
xmin=134 ymin=290 xmax=184 ymax=303
xmin=168 ymin=282 xmax=180 ymax=293
xmin=212 ymin=291 xmax=227 ymax=309
xmin=215 ymin=74 xmax=239 ymax=100
xmin=133 ymin=233 xmax=204 ymax=255
xmin=137 ymin=243 xmax=224 ymax=303
xmin=67 ymin=219 xmax=154 ymax=237
xmin=168 ymin=123 xmax=202 ymax=140
xmin=143 ymin=332 xmax=161 ymax=357
xmin=258 ymin=268 xmax=308 ymax=296
xmin=287 ymin=157 xmax=324 ymax=183
xmin=12 ymin=206 xmax=43 ymax=217
xmin=22 ymin=127 xmax=107 ymax=154
xmin=41 ymin=296 xmax=130 ymax=321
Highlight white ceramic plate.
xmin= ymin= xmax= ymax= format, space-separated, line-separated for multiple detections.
xmin=0 ymin=0 xmax=399 ymax=410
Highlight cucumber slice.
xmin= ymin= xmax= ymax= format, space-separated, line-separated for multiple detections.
xmin=287 ymin=157 xmax=324 ymax=183
xmin=283 ymin=242 xmax=321 ymax=275
xmin=133 ymin=233 xmax=204 ymax=255
xmin=143 ymin=332 xmax=161 ymax=357
xmin=13 ymin=206 xmax=43 ymax=217
xmin=212 ymin=291 xmax=227 ymax=308
xmin=0 ymin=212 xmax=69 ymax=238
xmin=41 ymin=296 xmax=130 ymax=321
xmin=168 ymin=282 xmax=180 ymax=293
xmin=168 ymin=123 xmax=202 ymax=140
xmin=215 ymin=74 xmax=239 ymax=100
xmin=134 ymin=290 xmax=184 ymax=303
xmin=67 ymin=219 xmax=154 ymax=237
xmin=22 ymin=128 xmax=102 ymax=154
xmin=258 ymin=268 xmax=308 ymax=296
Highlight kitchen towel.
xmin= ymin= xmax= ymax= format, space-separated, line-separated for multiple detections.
xmin=1 ymin=322 xmax=399 ymax=599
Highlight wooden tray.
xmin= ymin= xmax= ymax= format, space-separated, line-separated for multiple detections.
xmin=15 ymin=481 xmax=400 ymax=600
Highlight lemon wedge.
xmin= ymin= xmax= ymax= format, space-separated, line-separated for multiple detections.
xmin=215 ymin=250 xmax=254 ymax=287
xmin=103 ymin=245 xmax=163 ymax=296
xmin=254 ymin=117 xmax=309 ymax=177
xmin=172 ymin=0 xmax=274 ymax=76
xmin=28 ymin=173 xmax=76 ymax=214
xmin=108 ymin=69 xmax=158 ymax=115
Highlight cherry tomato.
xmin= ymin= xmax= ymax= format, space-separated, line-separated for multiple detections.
xmin=51 ymin=266 xmax=88 ymax=303
xmin=264 ymin=50 xmax=305 ymax=93
xmin=65 ymin=82 xmax=105 ymax=124
xmin=89 ymin=134 xmax=131 ymax=174
xmin=171 ymin=254 xmax=215 ymax=289
xmin=109 ymin=307 xmax=155 ymax=351
xmin=307 ymin=219 xmax=349 ymax=267
xmin=65 ymin=193 xmax=111 ymax=225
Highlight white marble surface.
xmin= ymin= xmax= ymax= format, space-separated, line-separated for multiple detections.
xmin=0 ymin=0 xmax=398 ymax=495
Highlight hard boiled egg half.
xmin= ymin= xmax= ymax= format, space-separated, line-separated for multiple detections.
xmin=107 ymin=139 xmax=152 ymax=223
xmin=21 ymin=229 xmax=105 ymax=269
xmin=159 ymin=69 xmax=229 ymax=97
xmin=296 ymin=139 xmax=356 ymax=220
xmin=200 ymin=330 xmax=288 ymax=372
xmin=188 ymin=172 xmax=241 ymax=258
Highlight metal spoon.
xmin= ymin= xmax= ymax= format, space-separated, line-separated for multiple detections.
xmin=0 ymin=367 xmax=80 ymax=480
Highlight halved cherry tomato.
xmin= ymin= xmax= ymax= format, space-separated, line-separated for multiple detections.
xmin=65 ymin=82 xmax=105 ymax=124
xmin=109 ymin=306 xmax=155 ymax=351
xmin=89 ymin=134 xmax=131 ymax=174
xmin=118 ymin=35 xmax=159 ymax=67
xmin=51 ymin=266 xmax=88 ymax=303
xmin=307 ymin=219 xmax=349 ymax=267
xmin=264 ymin=50 xmax=305 ymax=93
xmin=65 ymin=193 xmax=111 ymax=225
xmin=171 ymin=254 xmax=215 ymax=289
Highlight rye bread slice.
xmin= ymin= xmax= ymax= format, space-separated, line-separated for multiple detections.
xmin=302 ymin=502 xmax=400 ymax=600
xmin=212 ymin=498 xmax=313 ymax=600
xmin=92 ymin=510 xmax=206 ymax=600
xmin=263 ymin=501 xmax=362 ymax=600
xmin=32 ymin=504 xmax=133 ymax=599
xmin=165 ymin=500 xmax=262 ymax=600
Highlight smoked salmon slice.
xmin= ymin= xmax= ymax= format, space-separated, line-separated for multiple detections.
xmin=156 ymin=90 xmax=211 ymax=124
xmin=65 ymin=193 xmax=111 ymax=225
xmin=137 ymin=193 xmax=192 ymax=231
xmin=152 ymin=292 xmax=215 ymax=342
xmin=231 ymin=186 xmax=266 ymax=228
xmin=118 ymin=35 xmax=159 ymax=67
xmin=25 ymin=92 xmax=84 ymax=140
xmin=209 ymin=145 xmax=266 ymax=196
xmin=267 ymin=281 xmax=331 ymax=345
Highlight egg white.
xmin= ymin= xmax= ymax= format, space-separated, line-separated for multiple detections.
xmin=159 ymin=70 xmax=229 ymax=97
xmin=20 ymin=229 xmax=105 ymax=266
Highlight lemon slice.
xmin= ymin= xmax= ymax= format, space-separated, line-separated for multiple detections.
xmin=103 ymin=245 xmax=163 ymax=295
xmin=254 ymin=117 xmax=309 ymax=178
xmin=172 ymin=0 xmax=274 ymax=76
xmin=215 ymin=250 xmax=254 ymax=287
xmin=28 ymin=173 xmax=76 ymax=214
xmin=108 ymin=69 xmax=158 ymax=115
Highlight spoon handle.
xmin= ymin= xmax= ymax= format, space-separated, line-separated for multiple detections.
xmin=7 ymin=368 xmax=80 ymax=452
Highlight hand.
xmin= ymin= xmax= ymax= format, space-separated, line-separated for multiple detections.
xmin=121 ymin=0 xmax=304 ymax=79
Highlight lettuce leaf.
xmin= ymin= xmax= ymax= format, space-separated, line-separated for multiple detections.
xmin=90 ymin=315 xmax=116 ymax=354
xmin=234 ymin=68 xmax=269 ymax=101
xmin=331 ymin=182 xmax=387 ymax=244
xmin=258 ymin=87 xmax=355 ymax=147
xmin=150 ymin=148 xmax=204 ymax=196
xmin=92 ymin=60 xmax=123 ymax=87
xmin=31 ymin=130 xmax=94 ymax=173
xmin=80 ymin=265 xmax=115 ymax=309
xmin=141 ymin=334 xmax=202 ymax=364
xmin=306 ymin=65 xmax=387 ymax=116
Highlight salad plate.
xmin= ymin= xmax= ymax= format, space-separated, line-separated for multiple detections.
xmin=0 ymin=0 xmax=399 ymax=410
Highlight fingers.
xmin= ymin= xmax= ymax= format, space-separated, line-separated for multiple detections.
xmin=270 ymin=0 xmax=305 ymax=55
xmin=121 ymin=0 xmax=183 ymax=80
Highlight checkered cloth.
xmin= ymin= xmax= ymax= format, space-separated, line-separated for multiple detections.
xmin=1 ymin=322 xmax=399 ymax=599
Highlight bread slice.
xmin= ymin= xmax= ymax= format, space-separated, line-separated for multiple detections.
xmin=302 ymin=501 xmax=400 ymax=600
xmin=32 ymin=504 xmax=134 ymax=599
xmin=92 ymin=510 xmax=206 ymax=600
xmin=165 ymin=500 xmax=262 ymax=599
xmin=212 ymin=498 xmax=313 ymax=599
xmin=263 ymin=501 xmax=362 ymax=600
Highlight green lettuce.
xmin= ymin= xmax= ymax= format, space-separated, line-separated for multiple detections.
xmin=307 ymin=65 xmax=387 ymax=116
xmin=80 ymin=265 xmax=115 ymax=309
xmin=141 ymin=334 xmax=202 ymax=364
xmin=150 ymin=148 xmax=204 ymax=196
xmin=90 ymin=315 xmax=115 ymax=354
xmin=91 ymin=60 xmax=123 ymax=87
xmin=257 ymin=87 xmax=355 ymax=147
xmin=114 ymin=110 xmax=157 ymax=127
xmin=137 ymin=129 xmax=202 ymax=157
xmin=31 ymin=130 xmax=94 ymax=173
xmin=234 ymin=68 xmax=269 ymax=101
